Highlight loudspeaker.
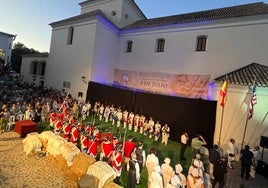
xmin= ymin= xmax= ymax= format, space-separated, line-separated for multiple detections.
xmin=256 ymin=160 xmax=268 ymax=177
xmin=260 ymin=136 xmax=268 ymax=148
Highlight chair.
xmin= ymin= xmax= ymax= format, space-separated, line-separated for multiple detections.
xmin=17 ymin=113 xmax=25 ymax=121
xmin=7 ymin=115 xmax=16 ymax=131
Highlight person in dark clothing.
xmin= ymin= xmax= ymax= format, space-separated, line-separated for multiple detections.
xmin=180 ymin=132 xmax=188 ymax=161
xmin=33 ymin=100 xmax=42 ymax=123
xmin=240 ymin=145 xmax=253 ymax=180
xmin=127 ymin=152 xmax=140 ymax=188
xmin=209 ymin=144 xmax=221 ymax=180
xmin=209 ymin=144 xmax=221 ymax=165
xmin=212 ymin=159 xmax=227 ymax=188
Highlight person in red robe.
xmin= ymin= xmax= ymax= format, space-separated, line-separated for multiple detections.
xmin=124 ymin=135 xmax=136 ymax=164
xmin=87 ymin=136 xmax=98 ymax=158
xmin=49 ymin=111 xmax=57 ymax=129
xmin=80 ymin=132 xmax=89 ymax=153
xmin=62 ymin=122 xmax=71 ymax=141
xmin=100 ymin=137 xmax=114 ymax=162
xmin=54 ymin=118 xmax=62 ymax=135
xmin=70 ymin=126 xmax=79 ymax=145
xmin=93 ymin=128 xmax=101 ymax=145
xmin=110 ymin=144 xmax=123 ymax=184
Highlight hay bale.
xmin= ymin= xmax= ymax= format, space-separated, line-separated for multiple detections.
xmin=65 ymin=168 xmax=78 ymax=182
xmin=86 ymin=161 xmax=116 ymax=188
xmin=60 ymin=142 xmax=80 ymax=167
xmin=103 ymin=182 xmax=123 ymax=188
xmin=40 ymin=137 xmax=47 ymax=151
xmin=71 ymin=153 xmax=96 ymax=178
xmin=78 ymin=174 xmax=97 ymax=188
xmin=23 ymin=133 xmax=42 ymax=156
xmin=47 ymin=154 xmax=68 ymax=171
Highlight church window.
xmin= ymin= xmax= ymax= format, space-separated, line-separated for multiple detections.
xmin=125 ymin=40 xmax=133 ymax=53
xmin=196 ymin=35 xmax=207 ymax=51
xmin=67 ymin=26 xmax=74 ymax=45
xmin=156 ymin=38 xmax=165 ymax=52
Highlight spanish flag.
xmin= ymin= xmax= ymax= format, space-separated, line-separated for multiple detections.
xmin=219 ymin=80 xmax=227 ymax=107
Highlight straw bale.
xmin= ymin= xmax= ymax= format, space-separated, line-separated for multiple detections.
xmin=71 ymin=153 xmax=95 ymax=179
xmin=65 ymin=168 xmax=78 ymax=182
xmin=40 ymin=137 xmax=47 ymax=151
xmin=23 ymin=133 xmax=42 ymax=156
xmin=60 ymin=142 xmax=80 ymax=167
xmin=86 ymin=161 xmax=116 ymax=188
xmin=78 ymin=174 xmax=98 ymax=188
xmin=103 ymin=182 xmax=123 ymax=188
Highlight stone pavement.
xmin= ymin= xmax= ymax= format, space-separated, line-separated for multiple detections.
xmin=224 ymin=160 xmax=268 ymax=188
xmin=0 ymin=131 xmax=77 ymax=188
xmin=1 ymin=131 xmax=268 ymax=188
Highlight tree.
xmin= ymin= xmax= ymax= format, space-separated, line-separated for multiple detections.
xmin=11 ymin=42 xmax=43 ymax=73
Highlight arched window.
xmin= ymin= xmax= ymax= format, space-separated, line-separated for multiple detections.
xmin=196 ymin=35 xmax=207 ymax=51
xmin=125 ymin=40 xmax=133 ymax=53
xmin=156 ymin=38 xmax=165 ymax=52
xmin=67 ymin=26 xmax=74 ymax=45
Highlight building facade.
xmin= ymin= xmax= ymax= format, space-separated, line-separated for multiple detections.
xmin=0 ymin=31 xmax=16 ymax=64
xmin=21 ymin=0 xmax=268 ymax=153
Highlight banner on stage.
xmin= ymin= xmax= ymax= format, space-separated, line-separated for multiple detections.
xmin=113 ymin=69 xmax=210 ymax=99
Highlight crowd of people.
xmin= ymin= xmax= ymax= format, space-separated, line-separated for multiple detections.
xmin=0 ymin=72 xmax=262 ymax=188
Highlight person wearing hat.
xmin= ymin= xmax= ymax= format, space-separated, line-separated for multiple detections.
xmin=170 ymin=164 xmax=187 ymax=188
xmin=80 ymin=132 xmax=89 ymax=153
xmin=154 ymin=121 xmax=161 ymax=141
xmin=146 ymin=147 xmax=159 ymax=187
xmin=161 ymin=157 xmax=175 ymax=188
xmin=124 ymin=136 xmax=136 ymax=164
xmin=187 ymin=168 xmax=204 ymax=188
xmin=70 ymin=125 xmax=79 ymax=145
xmin=139 ymin=114 xmax=145 ymax=134
xmin=127 ymin=152 xmax=140 ymax=188
xmin=188 ymin=154 xmax=204 ymax=179
xmin=87 ymin=136 xmax=98 ymax=158
xmin=110 ymin=144 xmax=123 ymax=184
xmin=100 ymin=136 xmax=114 ymax=162
xmin=161 ymin=123 xmax=170 ymax=145
xmin=150 ymin=165 xmax=163 ymax=188
xmin=133 ymin=113 xmax=140 ymax=132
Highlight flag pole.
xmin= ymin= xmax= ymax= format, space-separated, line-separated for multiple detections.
xmin=218 ymin=77 xmax=227 ymax=148
xmin=218 ymin=104 xmax=225 ymax=148
xmin=241 ymin=76 xmax=256 ymax=150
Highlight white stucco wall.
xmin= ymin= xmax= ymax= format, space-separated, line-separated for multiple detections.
xmin=215 ymin=84 xmax=268 ymax=161
xmin=20 ymin=55 xmax=48 ymax=86
xmin=118 ymin=16 xmax=268 ymax=79
xmin=0 ymin=32 xmax=15 ymax=63
xmin=42 ymin=2 xmax=268 ymax=161
xmin=45 ymin=20 xmax=98 ymax=98
xmin=91 ymin=16 xmax=119 ymax=84
xmin=80 ymin=0 xmax=145 ymax=28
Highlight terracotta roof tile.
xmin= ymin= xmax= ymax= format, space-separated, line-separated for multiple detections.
xmin=124 ymin=2 xmax=268 ymax=29
xmin=214 ymin=63 xmax=268 ymax=87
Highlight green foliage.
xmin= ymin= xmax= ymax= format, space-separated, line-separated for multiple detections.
xmin=11 ymin=42 xmax=43 ymax=73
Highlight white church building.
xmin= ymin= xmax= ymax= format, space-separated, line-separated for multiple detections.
xmin=21 ymin=0 xmax=268 ymax=156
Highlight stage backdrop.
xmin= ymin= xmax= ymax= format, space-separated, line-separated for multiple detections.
xmin=113 ymin=69 xmax=210 ymax=99
xmin=86 ymin=82 xmax=217 ymax=147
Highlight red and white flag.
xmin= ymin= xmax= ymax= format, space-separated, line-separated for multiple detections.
xmin=248 ymin=82 xmax=257 ymax=120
